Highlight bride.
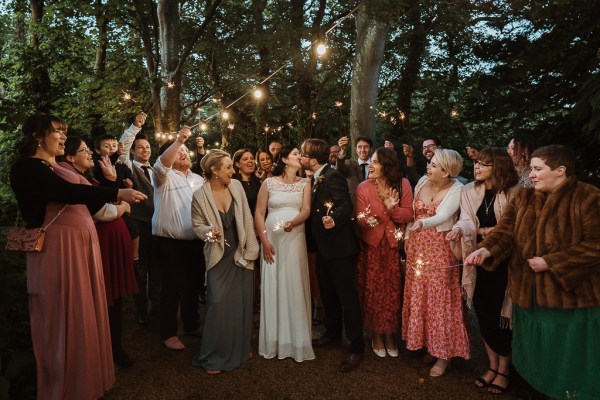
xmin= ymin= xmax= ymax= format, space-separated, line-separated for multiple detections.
xmin=254 ymin=145 xmax=315 ymax=362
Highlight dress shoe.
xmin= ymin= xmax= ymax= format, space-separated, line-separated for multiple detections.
xmin=429 ymin=358 xmax=450 ymax=377
xmin=339 ymin=353 xmax=364 ymax=372
xmin=136 ymin=311 xmax=149 ymax=326
xmin=113 ymin=349 xmax=134 ymax=368
xmin=163 ymin=336 xmax=185 ymax=351
xmin=183 ymin=326 xmax=203 ymax=337
xmin=386 ymin=347 xmax=399 ymax=358
xmin=371 ymin=340 xmax=386 ymax=358
xmin=312 ymin=335 xmax=341 ymax=347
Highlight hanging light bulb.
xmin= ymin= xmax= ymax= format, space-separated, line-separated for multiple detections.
xmin=222 ymin=111 xmax=229 ymax=120
xmin=254 ymin=88 xmax=263 ymax=100
xmin=316 ymin=42 xmax=327 ymax=57
xmin=200 ymin=122 xmax=208 ymax=131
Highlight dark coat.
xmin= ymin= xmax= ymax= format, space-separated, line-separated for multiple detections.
xmin=480 ymin=176 xmax=600 ymax=309
xmin=310 ymin=164 xmax=358 ymax=260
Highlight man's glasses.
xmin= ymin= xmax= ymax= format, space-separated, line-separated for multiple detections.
xmin=422 ymin=144 xmax=438 ymax=151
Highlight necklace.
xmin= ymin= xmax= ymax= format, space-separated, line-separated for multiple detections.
xmin=484 ymin=192 xmax=496 ymax=215
xmin=374 ymin=179 xmax=388 ymax=204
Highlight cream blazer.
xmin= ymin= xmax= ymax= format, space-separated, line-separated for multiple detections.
xmin=191 ymin=179 xmax=259 ymax=271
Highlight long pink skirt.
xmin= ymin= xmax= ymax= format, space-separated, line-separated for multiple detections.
xmin=27 ymin=202 xmax=114 ymax=399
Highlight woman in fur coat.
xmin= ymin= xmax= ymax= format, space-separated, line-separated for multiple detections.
xmin=465 ymin=145 xmax=600 ymax=400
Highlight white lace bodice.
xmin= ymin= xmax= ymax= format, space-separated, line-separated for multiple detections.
xmin=266 ymin=177 xmax=307 ymax=211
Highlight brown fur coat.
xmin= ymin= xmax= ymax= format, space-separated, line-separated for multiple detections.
xmin=479 ymin=176 xmax=600 ymax=309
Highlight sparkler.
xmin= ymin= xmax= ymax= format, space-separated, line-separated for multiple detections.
xmin=272 ymin=219 xmax=285 ymax=232
xmin=393 ymin=228 xmax=404 ymax=241
xmin=356 ymin=204 xmax=372 ymax=221
xmin=204 ymin=229 xmax=230 ymax=247
xmin=411 ymin=256 xmax=462 ymax=277
xmin=324 ymin=201 xmax=334 ymax=216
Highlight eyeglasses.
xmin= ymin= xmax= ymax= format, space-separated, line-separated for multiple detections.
xmin=475 ymin=160 xmax=493 ymax=167
xmin=76 ymin=147 xmax=91 ymax=153
xmin=422 ymin=144 xmax=438 ymax=151
xmin=300 ymin=153 xmax=312 ymax=159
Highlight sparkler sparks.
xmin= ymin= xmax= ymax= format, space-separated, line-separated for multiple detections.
xmin=393 ymin=227 xmax=404 ymax=241
xmin=204 ymin=229 xmax=229 ymax=247
xmin=324 ymin=201 xmax=334 ymax=216
xmin=272 ymin=219 xmax=285 ymax=232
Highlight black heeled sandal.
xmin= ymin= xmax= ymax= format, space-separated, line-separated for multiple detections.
xmin=475 ymin=368 xmax=498 ymax=387
xmin=488 ymin=371 xmax=510 ymax=395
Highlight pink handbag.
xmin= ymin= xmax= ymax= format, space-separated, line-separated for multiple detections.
xmin=5 ymin=206 xmax=67 ymax=252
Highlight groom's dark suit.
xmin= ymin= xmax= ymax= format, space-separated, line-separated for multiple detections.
xmin=310 ymin=164 xmax=364 ymax=354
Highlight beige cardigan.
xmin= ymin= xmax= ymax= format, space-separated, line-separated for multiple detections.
xmin=191 ymin=179 xmax=259 ymax=271
xmin=453 ymin=182 xmax=517 ymax=327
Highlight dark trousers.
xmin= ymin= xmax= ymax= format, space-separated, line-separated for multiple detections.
xmin=155 ymin=236 xmax=205 ymax=340
xmin=316 ymin=253 xmax=365 ymax=354
xmin=134 ymin=221 xmax=161 ymax=315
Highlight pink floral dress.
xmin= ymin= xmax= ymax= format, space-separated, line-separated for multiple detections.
xmin=401 ymin=195 xmax=470 ymax=360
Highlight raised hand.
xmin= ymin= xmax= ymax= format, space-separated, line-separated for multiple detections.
xmin=134 ymin=112 xmax=147 ymax=128
xmin=383 ymin=187 xmax=399 ymax=210
xmin=98 ymin=155 xmax=117 ymax=181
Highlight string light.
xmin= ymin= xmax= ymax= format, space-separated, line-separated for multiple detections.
xmin=316 ymin=42 xmax=327 ymax=56
xmin=200 ymin=122 xmax=208 ymax=131
xmin=450 ymin=110 xmax=458 ymax=118
xmin=254 ymin=88 xmax=263 ymax=100
xmin=222 ymin=111 xmax=229 ymax=120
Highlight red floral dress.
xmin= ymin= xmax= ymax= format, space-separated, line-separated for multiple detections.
xmin=401 ymin=195 xmax=470 ymax=360
xmin=357 ymin=240 xmax=402 ymax=334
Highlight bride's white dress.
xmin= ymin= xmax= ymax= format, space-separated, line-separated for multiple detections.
xmin=259 ymin=177 xmax=315 ymax=361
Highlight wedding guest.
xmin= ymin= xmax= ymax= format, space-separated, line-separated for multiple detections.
xmin=232 ymin=148 xmax=261 ymax=214
xmin=61 ymin=136 xmax=139 ymax=367
xmin=301 ymin=138 xmax=364 ymax=372
xmin=152 ymin=127 xmax=205 ymax=350
xmin=255 ymin=150 xmax=273 ymax=182
xmin=507 ymin=136 xmax=535 ymax=187
xmin=255 ymin=146 xmax=314 ymax=362
xmin=446 ymin=147 xmax=519 ymax=393
xmin=118 ymin=112 xmax=161 ymax=325
xmin=335 ymin=135 xmax=373 ymax=202
xmin=10 ymin=113 xmax=145 ymax=399
xmin=268 ymin=138 xmax=283 ymax=160
xmin=402 ymin=149 xmax=469 ymax=377
xmin=465 ymin=145 xmax=600 ymax=399
xmin=191 ymin=149 xmax=260 ymax=374
xmin=355 ymin=147 xmax=413 ymax=358
xmin=232 ymin=147 xmax=262 ymax=323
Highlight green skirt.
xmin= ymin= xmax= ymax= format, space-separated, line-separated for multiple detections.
xmin=513 ymin=303 xmax=600 ymax=400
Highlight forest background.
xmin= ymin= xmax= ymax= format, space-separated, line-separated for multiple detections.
xmin=0 ymin=0 xmax=599 ymax=397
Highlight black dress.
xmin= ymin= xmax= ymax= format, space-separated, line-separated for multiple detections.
xmin=473 ymin=190 xmax=512 ymax=356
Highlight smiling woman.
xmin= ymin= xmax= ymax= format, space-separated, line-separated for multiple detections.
xmin=465 ymin=145 xmax=600 ymax=399
xmin=9 ymin=113 xmax=146 ymax=399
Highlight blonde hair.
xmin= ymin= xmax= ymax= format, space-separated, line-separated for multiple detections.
xmin=200 ymin=149 xmax=230 ymax=179
xmin=433 ymin=148 xmax=463 ymax=178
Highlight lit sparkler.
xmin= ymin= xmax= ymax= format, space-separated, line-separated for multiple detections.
xmin=324 ymin=201 xmax=334 ymax=216
xmin=204 ymin=229 xmax=229 ymax=247
xmin=272 ymin=219 xmax=285 ymax=232
xmin=356 ymin=204 xmax=372 ymax=221
xmin=393 ymin=228 xmax=404 ymax=241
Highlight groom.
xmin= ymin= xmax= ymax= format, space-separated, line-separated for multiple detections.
xmin=300 ymin=138 xmax=364 ymax=372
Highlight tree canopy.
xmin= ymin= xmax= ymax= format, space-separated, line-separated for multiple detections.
xmin=1 ymin=0 xmax=598 ymax=221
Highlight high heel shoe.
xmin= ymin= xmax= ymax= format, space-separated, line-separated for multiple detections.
xmin=429 ymin=358 xmax=450 ymax=377
xmin=371 ymin=340 xmax=386 ymax=358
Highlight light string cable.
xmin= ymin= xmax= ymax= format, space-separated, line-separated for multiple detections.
xmin=185 ymin=2 xmax=363 ymax=132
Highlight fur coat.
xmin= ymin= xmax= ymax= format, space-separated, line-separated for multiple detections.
xmin=479 ymin=176 xmax=600 ymax=309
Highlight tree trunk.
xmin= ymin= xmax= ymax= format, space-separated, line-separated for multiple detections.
xmin=349 ymin=5 xmax=389 ymax=152
xmin=28 ymin=0 xmax=51 ymax=111
xmin=158 ymin=0 xmax=181 ymax=134
xmin=91 ymin=0 xmax=108 ymax=136
xmin=394 ymin=0 xmax=430 ymax=136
